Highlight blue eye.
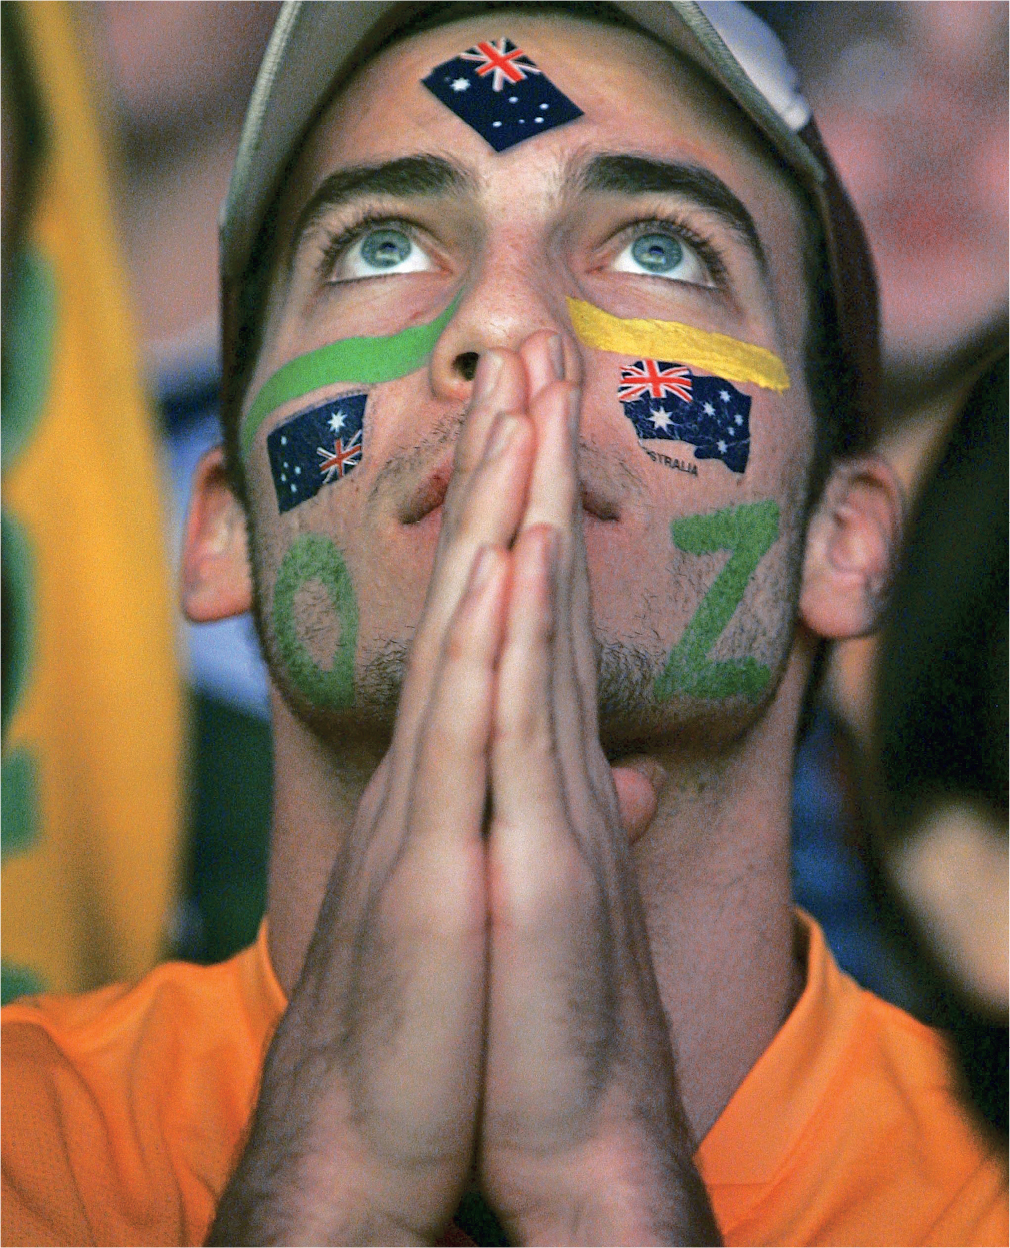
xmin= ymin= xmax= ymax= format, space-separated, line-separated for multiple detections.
xmin=334 ymin=227 xmax=434 ymax=281
xmin=612 ymin=231 xmax=710 ymax=285
xmin=631 ymin=234 xmax=683 ymax=273
xmin=360 ymin=229 xmax=412 ymax=269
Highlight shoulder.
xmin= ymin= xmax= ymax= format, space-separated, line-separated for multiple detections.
xmin=2 ymin=937 xmax=284 ymax=1247
xmin=700 ymin=914 xmax=1008 ymax=1247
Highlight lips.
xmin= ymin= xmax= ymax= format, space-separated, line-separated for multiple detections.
xmin=398 ymin=452 xmax=621 ymax=526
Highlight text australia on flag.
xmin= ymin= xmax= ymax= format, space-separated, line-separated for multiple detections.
xmin=422 ymin=37 xmax=583 ymax=152
xmin=618 ymin=360 xmax=752 ymax=474
xmin=267 ymin=394 xmax=366 ymax=513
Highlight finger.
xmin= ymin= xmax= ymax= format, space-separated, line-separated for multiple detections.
xmin=404 ymin=351 xmax=530 ymax=690
xmin=408 ymin=546 xmax=508 ymax=866
xmin=519 ymin=329 xmax=565 ymax=401
xmin=611 ymin=764 xmax=659 ymax=843
xmin=451 ymin=349 xmax=528 ymax=478
xmin=521 ymin=367 xmax=601 ymax=758
xmin=517 ymin=375 xmax=603 ymax=801
xmin=351 ymin=552 xmax=509 ymax=1155
xmin=569 ymin=504 xmax=603 ymax=750
xmin=490 ymin=527 xmax=571 ymax=863
xmin=486 ymin=528 xmax=611 ymax=1154
xmin=390 ymin=414 xmax=534 ymax=768
xmin=518 ymin=380 xmax=580 ymax=539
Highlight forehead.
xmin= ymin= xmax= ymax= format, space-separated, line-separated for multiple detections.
xmin=290 ymin=12 xmax=799 ymax=215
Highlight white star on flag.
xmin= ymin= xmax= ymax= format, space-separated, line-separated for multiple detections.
xmin=328 ymin=411 xmax=346 ymax=434
xmin=703 ymin=401 xmax=715 ymax=415
xmin=649 ymin=406 xmax=673 ymax=432
xmin=451 ymin=77 xmax=470 ymax=92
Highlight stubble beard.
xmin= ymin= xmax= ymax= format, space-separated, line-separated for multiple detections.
xmin=246 ymin=449 xmax=810 ymax=760
xmin=251 ymin=607 xmax=800 ymax=761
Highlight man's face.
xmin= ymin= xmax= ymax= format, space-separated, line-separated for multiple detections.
xmin=241 ymin=14 xmax=818 ymax=747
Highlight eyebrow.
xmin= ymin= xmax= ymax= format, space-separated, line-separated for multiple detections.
xmin=579 ymin=154 xmax=767 ymax=270
xmin=288 ymin=150 xmax=767 ymax=273
xmin=289 ymin=154 xmax=472 ymax=261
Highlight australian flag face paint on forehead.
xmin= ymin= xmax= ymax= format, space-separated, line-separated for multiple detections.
xmin=422 ymin=37 xmax=583 ymax=152
xmin=619 ymin=362 xmax=752 ymax=475
xmin=267 ymin=394 xmax=366 ymax=513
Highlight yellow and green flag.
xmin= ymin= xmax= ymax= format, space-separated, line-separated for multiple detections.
xmin=2 ymin=3 xmax=184 ymax=999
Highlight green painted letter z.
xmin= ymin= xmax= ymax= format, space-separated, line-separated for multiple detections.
xmin=655 ymin=500 xmax=780 ymax=703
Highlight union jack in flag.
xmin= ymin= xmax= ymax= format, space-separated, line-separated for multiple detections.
xmin=618 ymin=359 xmax=693 ymax=404
xmin=318 ymin=428 xmax=362 ymax=484
xmin=458 ymin=38 xmax=542 ymax=91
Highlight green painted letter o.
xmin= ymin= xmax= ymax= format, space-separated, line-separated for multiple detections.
xmin=272 ymin=534 xmax=358 ymax=709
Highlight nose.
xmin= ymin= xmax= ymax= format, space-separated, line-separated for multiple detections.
xmin=428 ymin=251 xmax=581 ymax=402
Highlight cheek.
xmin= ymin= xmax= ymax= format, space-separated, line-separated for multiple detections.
xmin=245 ymin=375 xmax=446 ymax=707
xmin=577 ymin=352 xmax=812 ymax=660
xmin=578 ymin=347 xmax=812 ymax=508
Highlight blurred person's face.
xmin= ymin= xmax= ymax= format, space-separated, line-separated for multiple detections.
xmin=83 ymin=1 xmax=278 ymax=146
xmin=802 ymin=1 xmax=1008 ymax=371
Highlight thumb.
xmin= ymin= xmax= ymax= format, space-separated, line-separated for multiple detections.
xmin=610 ymin=757 xmax=663 ymax=843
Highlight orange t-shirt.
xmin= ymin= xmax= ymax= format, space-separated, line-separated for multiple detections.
xmin=2 ymin=914 xmax=1006 ymax=1247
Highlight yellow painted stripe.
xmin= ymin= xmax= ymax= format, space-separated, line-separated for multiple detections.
xmin=566 ymin=298 xmax=790 ymax=392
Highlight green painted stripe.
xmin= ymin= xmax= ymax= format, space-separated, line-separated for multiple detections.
xmin=1 ymin=746 xmax=38 ymax=859
xmin=240 ymin=295 xmax=461 ymax=463
xmin=1 ymin=963 xmax=45 ymax=1005
xmin=2 ymin=245 xmax=57 ymax=471
xmin=1 ymin=512 xmax=35 ymax=734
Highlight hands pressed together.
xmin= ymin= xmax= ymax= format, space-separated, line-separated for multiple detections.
xmin=210 ymin=335 xmax=720 ymax=1247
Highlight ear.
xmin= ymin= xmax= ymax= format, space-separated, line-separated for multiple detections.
xmin=799 ymin=455 xmax=904 ymax=639
xmin=181 ymin=446 xmax=254 ymax=622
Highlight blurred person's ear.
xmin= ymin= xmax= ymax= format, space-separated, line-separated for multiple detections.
xmin=799 ymin=456 xmax=904 ymax=639
xmin=182 ymin=446 xmax=253 ymax=622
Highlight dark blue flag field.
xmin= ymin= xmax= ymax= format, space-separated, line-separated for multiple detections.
xmin=267 ymin=394 xmax=366 ymax=513
xmin=422 ymin=37 xmax=583 ymax=152
xmin=618 ymin=360 xmax=752 ymax=474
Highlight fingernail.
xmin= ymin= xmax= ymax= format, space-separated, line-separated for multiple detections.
xmin=547 ymin=333 xmax=564 ymax=379
xmin=486 ymin=415 xmax=516 ymax=459
xmin=475 ymin=352 xmax=502 ymax=401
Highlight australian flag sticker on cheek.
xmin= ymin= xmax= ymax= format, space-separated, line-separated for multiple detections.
xmin=422 ymin=37 xmax=583 ymax=152
xmin=618 ymin=361 xmax=752 ymax=474
xmin=267 ymin=394 xmax=366 ymax=513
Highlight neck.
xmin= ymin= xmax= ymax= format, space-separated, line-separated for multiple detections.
xmin=265 ymin=641 xmax=810 ymax=1144
xmin=630 ymin=649 xmax=807 ymax=1140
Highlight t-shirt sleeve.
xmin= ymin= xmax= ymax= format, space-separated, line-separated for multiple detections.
xmin=1 ymin=1019 xmax=192 ymax=1247
xmin=3 ymin=1021 xmax=101 ymax=1246
xmin=923 ymin=1150 xmax=1010 ymax=1248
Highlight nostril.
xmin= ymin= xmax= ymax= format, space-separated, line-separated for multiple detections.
xmin=454 ymin=351 xmax=479 ymax=382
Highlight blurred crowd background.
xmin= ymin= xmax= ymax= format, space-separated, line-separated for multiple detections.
xmin=2 ymin=1 xmax=1006 ymax=1141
